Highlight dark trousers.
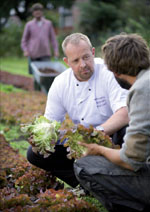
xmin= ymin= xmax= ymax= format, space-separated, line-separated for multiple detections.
xmin=27 ymin=126 xmax=127 ymax=188
xmin=27 ymin=145 xmax=79 ymax=187
xmin=74 ymin=155 xmax=150 ymax=212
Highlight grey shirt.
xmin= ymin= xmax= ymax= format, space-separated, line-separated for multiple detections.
xmin=120 ymin=69 xmax=150 ymax=171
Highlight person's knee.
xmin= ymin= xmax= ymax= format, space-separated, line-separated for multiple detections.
xmin=74 ymin=157 xmax=89 ymax=181
xmin=26 ymin=145 xmax=35 ymax=164
xmin=74 ymin=161 xmax=80 ymax=179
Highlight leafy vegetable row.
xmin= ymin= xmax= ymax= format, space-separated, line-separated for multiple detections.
xmin=21 ymin=116 xmax=118 ymax=159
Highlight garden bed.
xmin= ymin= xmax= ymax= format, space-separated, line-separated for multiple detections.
xmin=0 ymin=134 xmax=100 ymax=212
xmin=0 ymin=71 xmax=107 ymax=211
xmin=0 ymin=70 xmax=34 ymax=91
xmin=0 ymin=92 xmax=101 ymax=211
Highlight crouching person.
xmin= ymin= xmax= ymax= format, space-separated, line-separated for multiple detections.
xmin=74 ymin=33 xmax=150 ymax=212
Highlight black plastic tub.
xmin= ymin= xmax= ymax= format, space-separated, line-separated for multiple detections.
xmin=31 ymin=61 xmax=66 ymax=94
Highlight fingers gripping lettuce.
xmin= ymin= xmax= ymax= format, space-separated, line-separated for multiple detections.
xmin=60 ymin=124 xmax=117 ymax=159
xmin=21 ymin=116 xmax=61 ymax=158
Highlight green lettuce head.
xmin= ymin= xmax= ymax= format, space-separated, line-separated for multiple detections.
xmin=21 ymin=116 xmax=61 ymax=157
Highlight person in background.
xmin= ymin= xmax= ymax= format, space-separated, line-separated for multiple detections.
xmin=21 ymin=3 xmax=59 ymax=74
xmin=27 ymin=33 xmax=129 ymax=188
xmin=74 ymin=33 xmax=150 ymax=212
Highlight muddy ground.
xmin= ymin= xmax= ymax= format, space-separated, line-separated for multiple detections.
xmin=0 ymin=70 xmax=34 ymax=91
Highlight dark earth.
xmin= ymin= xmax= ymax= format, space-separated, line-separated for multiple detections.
xmin=0 ymin=70 xmax=34 ymax=91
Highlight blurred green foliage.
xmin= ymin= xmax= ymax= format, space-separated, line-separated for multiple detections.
xmin=45 ymin=10 xmax=59 ymax=28
xmin=0 ymin=0 xmax=75 ymax=29
xmin=0 ymin=122 xmax=29 ymax=157
xmin=0 ymin=57 xmax=29 ymax=76
xmin=0 ymin=83 xmax=24 ymax=93
xmin=0 ymin=0 xmax=149 ymax=58
xmin=0 ymin=9 xmax=60 ymax=57
xmin=78 ymin=0 xmax=150 ymax=49
xmin=0 ymin=23 xmax=25 ymax=57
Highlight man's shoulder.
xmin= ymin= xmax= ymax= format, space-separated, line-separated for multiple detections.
xmin=27 ymin=19 xmax=34 ymax=24
xmin=94 ymin=57 xmax=113 ymax=77
xmin=94 ymin=57 xmax=104 ymax=65
xmin=139 ymin=69 xmax=150 ymax=84
xmin=55 ymin=68 xmax=72 ymax=82
xmin=52 ymin=68 xmax=73 ymax=92
xmin=133 ymin=69 xmax=150 ymax=91
xmin=25 ymin=19 xmax=35 ymax=27
xmin=42 ymin=18 xmax=52 ymax=25
xmin=94 ymin=57 xmax=110 ymax=72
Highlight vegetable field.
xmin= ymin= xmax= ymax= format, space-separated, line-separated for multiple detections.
xmin=0 ymin=71 xmax=108 ymax=211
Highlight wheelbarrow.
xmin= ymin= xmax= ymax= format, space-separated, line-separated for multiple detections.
xmin=31 ymin=61 xmax=66 ymax=94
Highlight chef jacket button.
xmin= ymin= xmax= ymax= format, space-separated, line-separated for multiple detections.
xmin=76 ymin=84 xmax=79 ymax=86
xmin=81 ymin=118 xmax=84 ymax=120
xmin=89 ymin=88 xmax=91 ymax=91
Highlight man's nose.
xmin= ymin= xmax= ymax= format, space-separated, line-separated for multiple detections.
xmin=80 ymin=59 xmax=86 ymax=68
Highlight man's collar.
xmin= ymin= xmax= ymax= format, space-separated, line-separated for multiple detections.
xmin=33 ymin=17 xmax=45 ymax=22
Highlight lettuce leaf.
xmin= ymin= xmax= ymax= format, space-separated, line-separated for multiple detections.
xmin=21 ymin=116 xmax=61 ymax=157
xmin=21 ymin=115 xmax=118 ymax=160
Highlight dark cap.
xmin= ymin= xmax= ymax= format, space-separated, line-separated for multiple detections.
xmin=31 ymin=3 xmax=43 ymax=12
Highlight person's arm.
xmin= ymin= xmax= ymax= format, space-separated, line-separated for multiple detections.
xmin=79 ymin=142 xmax=133 ymax=170
xmin=96 ymin=68 xmax=129 ymax=135
xmin=49 ymin=22 xmax=59 ymax=57
xmin=100 ymin=107 xmax=129 ymax=135
xmin=21 ymin=24 xmax=30 ymax=56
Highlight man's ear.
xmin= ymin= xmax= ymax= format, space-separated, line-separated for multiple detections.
xmin=92 ymin=47 xmax=95 ymax=56
xmin=63 ymin=57 xmax=69 ymax=66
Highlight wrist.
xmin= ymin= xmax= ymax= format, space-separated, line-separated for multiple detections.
xmin=95 ymin=125 xmax=104 ymax=132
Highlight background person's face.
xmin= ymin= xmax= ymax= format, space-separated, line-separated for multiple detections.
xmin=32 ymin=9 xmax=43 ymax=19
xmin=64 ymin=40 xmax=95 ymax=81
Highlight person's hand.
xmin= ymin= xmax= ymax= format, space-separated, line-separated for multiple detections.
xmin=28 ymin=135 xmax=34 ymax=145
xmin=78 ymin=142 xmax=104 ymax=157
xmin=27 ymin=135 xmax=39 ymax=154
xmin=24 ymin=51 xmax=29 ymax=57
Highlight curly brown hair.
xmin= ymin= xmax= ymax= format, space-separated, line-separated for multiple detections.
xmin=102 ymin=33 xmax=150 ymax=76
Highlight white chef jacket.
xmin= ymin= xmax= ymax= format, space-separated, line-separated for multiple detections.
xmin=44 ymin=58 xmax=128 ymax=128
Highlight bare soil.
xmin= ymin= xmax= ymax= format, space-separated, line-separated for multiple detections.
xmin=0 ymin=70 xmax=34 ymax=91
